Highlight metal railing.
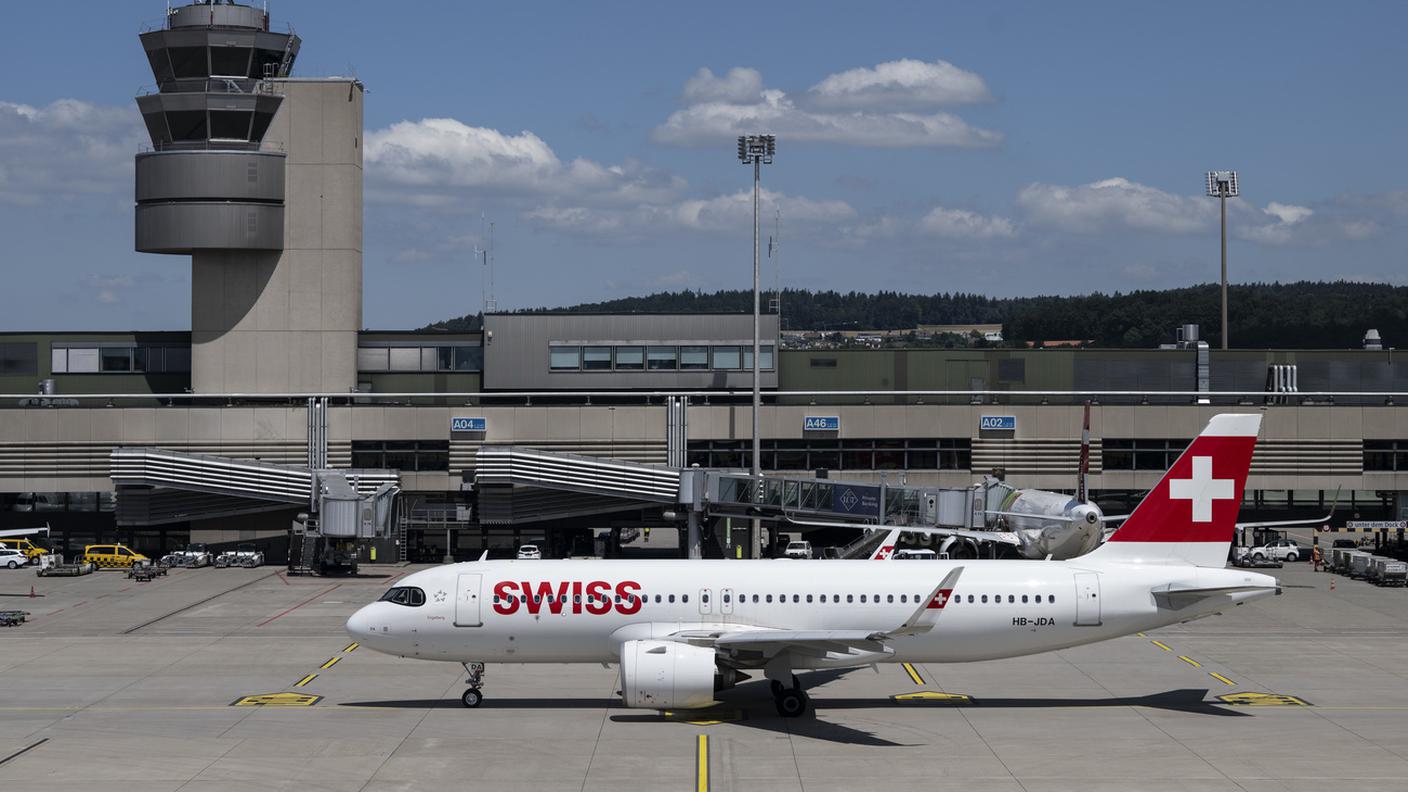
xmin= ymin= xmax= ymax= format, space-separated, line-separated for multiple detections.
xmin=2 ymin=390 xmax=1403 ymax=409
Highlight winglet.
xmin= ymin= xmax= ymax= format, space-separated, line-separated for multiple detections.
xmin=887 ymin=566 xmax=963 ymax=637
xmin=477 ymin=550 xmax=488 ymax=562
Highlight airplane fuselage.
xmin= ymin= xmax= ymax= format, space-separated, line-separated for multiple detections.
xmin=348 ymin=558 xmax=1275 ymax=666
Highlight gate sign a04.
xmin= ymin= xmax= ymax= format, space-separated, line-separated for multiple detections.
xmin=451 ymin=417 xmax=487 ymax=432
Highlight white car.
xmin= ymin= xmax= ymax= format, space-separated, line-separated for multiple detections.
xmin=515 ymin=545 xmax=542 ymax=560
xmin=1240 ymin=539 xmax=1302 ymax=563
xmin=783 ymin=541 xmax=813 ymax=560
xmin=0 ymin=548 xmax=28 ymax=568
xmin=893 ymin=548 xmax=938 ymax=560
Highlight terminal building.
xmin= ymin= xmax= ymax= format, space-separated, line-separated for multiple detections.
xmin=1 ymin=1 xmax=1405 ymax=561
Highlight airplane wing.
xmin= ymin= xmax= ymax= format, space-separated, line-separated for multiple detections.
xmin=783 ymin=517 xmax=1021 ymax=547
xmin=667 ymin=567 xmax=965 ymax=662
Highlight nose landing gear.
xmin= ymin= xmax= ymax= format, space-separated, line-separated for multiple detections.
xmin=461 ymin=661 xmax=485 ymax=708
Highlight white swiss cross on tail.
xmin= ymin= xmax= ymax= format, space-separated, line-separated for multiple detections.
xmin=1167 ymin=456 xmax=1235 ymax=522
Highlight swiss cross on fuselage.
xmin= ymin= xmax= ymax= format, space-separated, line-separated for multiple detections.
xmin=1168 ymin=455 xmax=1235 ymax=523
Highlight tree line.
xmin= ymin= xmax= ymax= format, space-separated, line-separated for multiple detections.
xmin=421 ymin=281 xmax=1407 ymax=349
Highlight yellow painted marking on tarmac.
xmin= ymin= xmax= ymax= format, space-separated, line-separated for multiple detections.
xmin=1136 ymin=632 xmax=1146 ymax=637
xmin=319 ymin=656 xmax=341 ymax=670
xmin=1178 ymin=655 xmax=1202 ymax=668
xmin=1209 ymin=672 xmax=1236 ymax=686
xmin=1150 ymin=640 xmax=1173 ymax=652
xmin=294 ymin=673 xmax=318 ymax=688
xmin=1217 ymin=692 xmax=1310 ymax=707
xmin=231 ymin=692 xmax=321 ymax=707
xmin=342 ymin=642 xmax=359 ymax=653
xmin=663 ymin=708 xmax=742 ymax=726
xmin=695 ymin=734 xmax=709 ymax=792
xmin=901 ymin=662 xmax=924 ymax=686
xmin=892 ymin=691 xmax=972 ymax=703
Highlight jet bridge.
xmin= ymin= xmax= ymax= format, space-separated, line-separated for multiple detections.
xmin=109 ymin=447 xmax=399 ymax=530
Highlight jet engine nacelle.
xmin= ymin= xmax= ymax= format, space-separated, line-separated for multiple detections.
xmin=619 ymin=639 xmax=717 ymax=710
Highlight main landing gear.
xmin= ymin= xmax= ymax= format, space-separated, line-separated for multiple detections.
xmin=770 ymin=673 xmax=808 ymax=718
xmin=461 ymin=661 xmax=485 ymax=708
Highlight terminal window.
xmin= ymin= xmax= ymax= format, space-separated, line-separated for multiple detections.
xmin=0 ymin=343 xmax=37 ymax=376
xmin=357 ymin=344 xmax=481 ymax=373
xmin=688 ymin=438 xmax=970 ymax=471
xmin=1101 ymin=439 xmax=1189 ymax=471
xmin=50 ymin=344 xmax=190 ymax=374
xmin=351 ymin=441 xmax=449 ymax=472
xmin=1364 ymin=440 xmax=1408 ymax=472
xmin=547 ymin=344 xmax=773 ymax=372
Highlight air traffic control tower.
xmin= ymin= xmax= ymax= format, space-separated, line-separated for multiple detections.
xmin=135 ymin=1 xmax=363 ymax=393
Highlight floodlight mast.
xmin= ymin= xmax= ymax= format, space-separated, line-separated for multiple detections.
xmin=738 ymin=134 xmax=775 ymax=560
xmin=1205 ymin=171 xmax=1238 ymax=350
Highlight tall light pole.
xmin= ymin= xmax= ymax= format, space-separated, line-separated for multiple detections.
xmin=1205 ymin=171 xmax=1238 ymax=350
xmin=739 ymin=134 xmax=775 ymax=559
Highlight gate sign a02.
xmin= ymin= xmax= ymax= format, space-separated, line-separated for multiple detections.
xmin=980 ymin=415 xmax=1016 ymax=431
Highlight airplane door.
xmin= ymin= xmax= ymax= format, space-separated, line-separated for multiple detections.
xmin=455 ymin=573 xmax=483 ymax=627
xmin=698 ymin=588 xmax=712 ymax=616
xmin=1073 ymin=573 xmax=1101 ymax=626
xmin=720 ymin=588 xmax=734 ymax=616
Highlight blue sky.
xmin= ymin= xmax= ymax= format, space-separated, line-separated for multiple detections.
xmin=2 ymin=1 xmax=1406 ymax=330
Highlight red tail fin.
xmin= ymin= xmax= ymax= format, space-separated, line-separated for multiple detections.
xmin=1086 ymin=413 xmax=1261 ymax=567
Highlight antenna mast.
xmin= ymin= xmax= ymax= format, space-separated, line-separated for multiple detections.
xmin=768 ymin=208 xmax=781 ymax=327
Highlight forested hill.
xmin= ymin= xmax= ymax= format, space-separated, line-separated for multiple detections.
xmin=421 ymin=281 xmax=1408 ymax=349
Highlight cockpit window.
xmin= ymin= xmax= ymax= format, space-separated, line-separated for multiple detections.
xmin=379 ymin=586 xmax=426 ymax=607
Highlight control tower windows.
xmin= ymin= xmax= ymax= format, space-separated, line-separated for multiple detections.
xmin=254 ymin=49 xmax=285 ymax=79
xmin=168 ymin=46 xmax=209 ymax=80
xmin=166 ymin=111 xmax=208 ymax=142
xmin=146 ymin=50 xmax=174 ymax=84
xmin=210 ymin=46 xmax=253 ymax=77
xmin=250 ymin=111 xmax=275 ymax=143
xmin=209 ymin=110 xmax=253 ymax=141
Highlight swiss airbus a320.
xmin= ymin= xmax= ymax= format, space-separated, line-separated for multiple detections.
xmin=348 ymin=413 xmax=1278 ymax=717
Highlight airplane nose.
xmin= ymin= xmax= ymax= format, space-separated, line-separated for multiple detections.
xmin=345 ymin=605 xmax=374 ymax=641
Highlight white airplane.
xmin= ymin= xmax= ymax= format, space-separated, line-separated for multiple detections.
xmin=348 ymin=413 xmax=1279 ymax=717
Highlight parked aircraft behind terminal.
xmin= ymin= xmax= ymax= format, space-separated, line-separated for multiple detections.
xmin=348 ymin=413 xmax=1279 ymax=717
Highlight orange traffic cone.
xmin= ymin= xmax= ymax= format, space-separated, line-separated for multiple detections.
xmin=1330 ymin=578 xmax=1336 ymax=593
xmin=29 ymin=585 xmax=35 ymax=598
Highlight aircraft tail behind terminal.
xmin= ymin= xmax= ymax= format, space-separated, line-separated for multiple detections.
xmin=1084 ymin=412 xmax=1261 ymax=568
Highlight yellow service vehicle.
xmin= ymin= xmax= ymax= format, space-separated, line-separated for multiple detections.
xmin=80 ymin=544 xmax=149 ymax=569
xmin=0 ymin=538 xmax=48 ymax=563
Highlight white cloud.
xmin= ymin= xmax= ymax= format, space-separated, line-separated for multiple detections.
xmin=1238 ymin=201 xmax=1314 ymax=244
xmin=917 ymin=206 xmax=1015 ymax=239
xmin=365 ymin=117 xmax=684 ymax=204
xmin=0 ymin=99 xmax=144 ymax=205
xmin=807 ymin=58 xmax=992 ymax=109
xmin=1017 ymin=177 xmax=1216 ymax=234
xmin=526 ymin=188 xmax=856 ymax=236
xmin=682 ymin=67 xmax=763 ymax=104
xmin=653 ymin=64 xmax=1002 ymax=149
xmin=1264 ymin=201 xmax=1312 ymax=225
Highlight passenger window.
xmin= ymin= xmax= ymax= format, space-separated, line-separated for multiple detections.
xmin=806 ymin=594 xmax=813 ymax=603
xmin=885 ymin=594 xmax=893 ymax=603
xmin=860 ymin=595 xmax=867 ymax=603
xmin=1035 ymin=594 xmax=1042 ymax=603
xmin=702 ymin=593 xmax=709 ymax=603
xmin=900 ymin=595 xmax=908 ymax=603
xmin=682 ymin=595 xmax=689 ymax=603
xmin=1049 ymin=595 xmax=1056 ymax=604
xmin=981 ymin=595 xmax=988 ymax=603
xmin=668 ymin=594 xmax=676 ymax=603
xmin=792 ymin=595 xmax=799 ymax=603
xmin=1008 ymin=595 xmax=1015 ymax=604
xmin=654 ymin=594 xmax=661 ymax=603
xmin=846 ymin=595 xmax=854 ymax=603
xmin=967 ymin=595 xmax=974 ymax=603
xmin=820 ymin=595 xmax=827 ymax=603
xmin=1021 ymin=595 xmax=1028 ymax=603
xmin=723 ymin=593 xmax=730 ymax=604
xmin=752 ymin=594 xmax=759 ymax=603
xmin=766 ymin=594 xmax=773 ymax=603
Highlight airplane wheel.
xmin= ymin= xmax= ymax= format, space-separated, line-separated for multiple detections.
xmin=774 ymin=689 xmax=808 ymax=718
xmin=769 ymin=680 xmax=784 ymax=698
xmin=461 ymin=688 xmax=483 ymax=708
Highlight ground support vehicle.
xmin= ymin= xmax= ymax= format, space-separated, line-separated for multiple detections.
xmin=783 ymin=540 xmax=813 ymax=559
xmin=215 ymin=544 xmax=265 ymax=568
xmin=0 ymin=610 xmax=28 ymax=627
xmin=35 ymin=555 xmax=94 ymax=577
xmin=1346 ymin=551 xmax=1375 ymax=579
xmin=1233 ymin=550 xmax=1283 ymax=569
xmin=1372 ymin=556 xmax=1407 ymax=586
